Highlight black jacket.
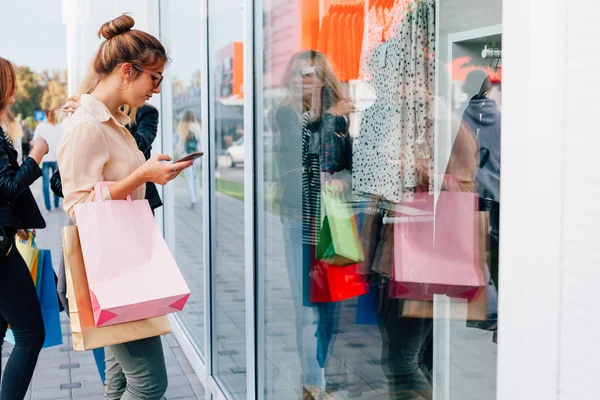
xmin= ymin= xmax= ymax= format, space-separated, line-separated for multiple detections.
xmin=127 ymin=105 xmax=163 ymax=210
xmin=0 ymin=127 xmax=46 ymax=229
xmin=462 ymin=95 xmax=501 ymax=202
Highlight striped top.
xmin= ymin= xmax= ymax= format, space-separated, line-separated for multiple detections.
xmin=302 ymin=111 xmax=321 ymax=245
xmin=301 ymin=111 xmax=350 ymax=245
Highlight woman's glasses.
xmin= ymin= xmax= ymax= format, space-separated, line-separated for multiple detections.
xmin=133 ymin=64 xmax=164 ymax=88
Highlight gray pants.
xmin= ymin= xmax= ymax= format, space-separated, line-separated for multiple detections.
xmin=103 ymin=336 xmax=168 ymax=400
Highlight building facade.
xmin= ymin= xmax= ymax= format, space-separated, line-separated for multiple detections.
xmin=63 ymin=0 xmax=600 ymax=399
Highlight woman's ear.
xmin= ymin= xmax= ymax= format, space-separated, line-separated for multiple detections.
xmin=120 ymin=63 xmax=135 ymax=81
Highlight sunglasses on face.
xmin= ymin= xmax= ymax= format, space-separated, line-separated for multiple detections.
xmin=133 ymin=64 xmax=164 ymax=88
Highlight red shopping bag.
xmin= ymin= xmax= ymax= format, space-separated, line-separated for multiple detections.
xmin=391 ymin=189 xmax=484 ymax=301
xmin=310 ymin=260 xmax=369 ymax=303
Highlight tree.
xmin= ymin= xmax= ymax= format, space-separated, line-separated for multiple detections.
xmin=12 ymin=66 xmax=43 ymax=119
xmin=40 ymin=79 xmax=67 ymax=109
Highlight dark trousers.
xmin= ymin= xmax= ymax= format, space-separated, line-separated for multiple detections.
xmin=0 ymin=237 xmax=45 ymax=399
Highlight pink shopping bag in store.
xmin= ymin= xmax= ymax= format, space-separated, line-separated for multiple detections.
xmin=74 ymin=182 xmax=190 ymax=327
xmin=391 ymin=190 xmax=484 ymax=301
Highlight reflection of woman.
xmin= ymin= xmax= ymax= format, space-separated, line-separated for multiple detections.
xmin=176 ymin=110 xmax=202 ymax=208
xmin=275 ymin=50 xmax=354 ymax=398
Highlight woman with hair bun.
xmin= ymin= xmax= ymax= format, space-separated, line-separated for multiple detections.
xmin=58 ymin=14 xmax=193 ymax=399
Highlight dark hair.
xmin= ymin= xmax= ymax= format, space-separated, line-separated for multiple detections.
xmin=92 ymin=14 xmax=168 ymax=83
xmin=0 ymin=57 xmax=16 ymax=115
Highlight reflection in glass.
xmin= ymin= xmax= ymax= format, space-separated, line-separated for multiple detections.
xmin=209 ymin=0 xmax=247 ymax=397
xmin=160 ymin=0 xmax=205 ymax=357
xmin=259 ymin=0 xmax=500 ymax=399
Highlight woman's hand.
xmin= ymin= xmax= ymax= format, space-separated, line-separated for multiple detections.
xmin=137 ymin=154 xmax=193 ymax=186
xmin=324 ymin=179 xmax=350 ymax=197
xmin=328 ymin=98 xmax=355 ymax=116
xmin=61 ymin=96 xmax=81 ymax=115
xmin=28 ymin=137 xmax=49 ymax=165
xmin=16 ymin=229 xmax=29 ymax=241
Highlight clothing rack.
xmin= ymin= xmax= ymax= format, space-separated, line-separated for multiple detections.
xmin=481 ymin=45 xmax=502 ymax=60
xmin=382 ymin=215 xmax=435 ymax=224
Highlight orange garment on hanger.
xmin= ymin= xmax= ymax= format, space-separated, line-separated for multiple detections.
xmin=318 ymin=1 xmax=366 ymax=82
xmin=318 ymin=14 xmax=331 ymax=54
xmin=327 ymin=10 xmax=341 ymax=78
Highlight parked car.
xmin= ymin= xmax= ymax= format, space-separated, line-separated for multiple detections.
xmin=226 ymin=137 xmax=244 ymax=167
xmin=225 ymin=134 xmax=279 ymax=168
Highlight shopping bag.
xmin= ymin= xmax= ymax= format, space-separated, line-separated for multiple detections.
xmin=5 ymin=247 xmax=63 ymax=348
xmin=15 ymin=232 xmax=41 ymax=291
xmin=392 ymin=190 xmax=484 ymax=301
xmin=310 ymin=260 xmax=369 ymax=303
xmin=37 ymin=249 xmax=63 ymax=347
xmin=401 ymin=212 xmax=491 ymax=321
xmin=62 ymin=225 xmax=171 ymax=351
xmin=316 ymin=193 xmax=364 ymax=266
xmin=74 ymin=182 xmax=190 ymax=327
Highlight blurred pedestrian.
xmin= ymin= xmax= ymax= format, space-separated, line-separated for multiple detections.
xmin=33 ymin=108 xmax=64 ymax=213
xmin=175 ymin=110 xmax=201 ymax=208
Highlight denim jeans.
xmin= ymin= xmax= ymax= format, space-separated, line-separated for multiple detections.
xmin=184 ymin=164 xmax=199 ymax=205
xmin=41 ymin=162 xmax=60 ymax=211
xmin=281 ymin=209 xmax=326 ymax=389
xmin=0 ymin=237 xmax=45 ymax=399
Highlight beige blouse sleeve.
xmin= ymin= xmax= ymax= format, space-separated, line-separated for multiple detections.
xmin=57 ymin=121 xmax=112 ymax=221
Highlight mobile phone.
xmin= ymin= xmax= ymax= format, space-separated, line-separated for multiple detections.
xmin=174 ymin=152 xmax=204 ymax=163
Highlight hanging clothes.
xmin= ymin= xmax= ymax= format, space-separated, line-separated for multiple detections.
xmin=317 ymin=14 xmax=331 ymax=54
xmin=353 ymin=0 xmax=436 ymax=204
xmin=318 ymin=2 xmax=365 ymax=82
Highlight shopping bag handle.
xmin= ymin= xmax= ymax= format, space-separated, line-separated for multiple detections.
xmin=16 ymin=231 xmax=36 ymax=248
xmin=93 ymin=181 xmax=133 ymax=202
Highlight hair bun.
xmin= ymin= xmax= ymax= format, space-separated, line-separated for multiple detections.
xmin=98 ymin=14 xmax=135 ymax=40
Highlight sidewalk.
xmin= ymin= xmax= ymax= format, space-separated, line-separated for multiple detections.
xmin=1 ymin=180 xmax=205 ymax=400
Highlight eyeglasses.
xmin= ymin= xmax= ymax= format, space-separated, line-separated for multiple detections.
xmin=132 ymin=64 xmax=164 ymax=88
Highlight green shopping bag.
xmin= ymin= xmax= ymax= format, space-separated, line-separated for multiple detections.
xmin=316 ymin=193 xmax=364 ymax=266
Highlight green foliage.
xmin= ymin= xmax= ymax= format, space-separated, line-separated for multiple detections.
xmin=11 ymin=65 xmax=67 ymax=119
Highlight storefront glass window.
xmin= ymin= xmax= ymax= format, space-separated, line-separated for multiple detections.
xmin=208 ymin=0 xmax=247 ymax=397
xmin=257 ymin=0 xmax=502 ymax=399
xmin=160 ymin=0 xmax=205 ymax=357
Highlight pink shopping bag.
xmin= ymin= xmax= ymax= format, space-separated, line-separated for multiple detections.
xmin=391 ymin=190 xmax=484 ymax=301
xmin=74 ymin=182 xmax=190 ymax=327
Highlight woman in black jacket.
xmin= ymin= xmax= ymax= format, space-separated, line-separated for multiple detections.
xmin=0 ymin=57 xmax=49 ymax=399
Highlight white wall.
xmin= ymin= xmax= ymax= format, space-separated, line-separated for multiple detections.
xmin=559 ymin=0 xmax=600 ymax=398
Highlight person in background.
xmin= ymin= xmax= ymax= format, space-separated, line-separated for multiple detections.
xmin=175 ymin=110 xmax=201 ymax=208
xmin=58 ymin=14 xmax=193 ymax=399
xmin=0 ymin=56 xmax=49 ymax=400
xmin=0 ymin=109 xmax=24 ymax=162
xmin=20 ymin=118 xmax=32 ymax=162
xmin=33 ymin=108 xmax=64 ymax=213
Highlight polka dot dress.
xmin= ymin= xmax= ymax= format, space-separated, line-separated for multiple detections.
xmin=353 ymin=0 xmax=436 ymax=204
